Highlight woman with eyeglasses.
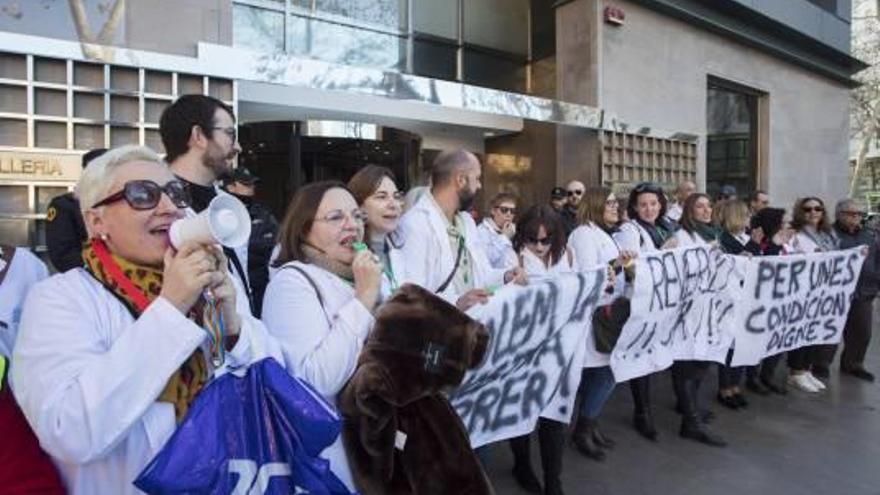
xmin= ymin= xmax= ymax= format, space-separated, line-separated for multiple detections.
xmin=567 ymin=187 xmax=635 ymax=461
xmin=477 ymin=192 xmax=519 ymax=270
xmin=785 ymin=197 xmax=839 ymax=393
xmin=11 ymin=146 xmax=281 ymax=494
xmin=667 ymin=193 xmax=727 ymax=447
xmin=347 ymin=165 xmax=406 ymax=300
xmin=262 ymin=181 xmax=383 ymax=491
xmin=506 ymin=204 xmax=577 ymax=495
xmin=612 ymin=182 xmax=677 ymax=442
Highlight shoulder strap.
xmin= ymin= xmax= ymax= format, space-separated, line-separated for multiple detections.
xmin=281 ymin=264 xmax=325 ymax=309
xmin=0 ymin=246 xmax=16 ymax=287
xmin=436 ymin=236 xmax=465 ymax=294
xmin=566 ymin=246 xmax=574 ymax=267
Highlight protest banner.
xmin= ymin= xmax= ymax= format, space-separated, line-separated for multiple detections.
xmin=610 ymin=245 xmax=742 ymax=382
xmin=450 ymin=268 xmax=606 ymax=448
xmin=730 ymin=246 xmax=866 ymax=366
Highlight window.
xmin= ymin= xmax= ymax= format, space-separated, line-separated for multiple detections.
xmin=233 ymin=4 xmax=285 ymax=53
xmin=287 ymin=15 xmax=405 ymax=70
xmin=706 ymin=80 xmax=761 ymax=198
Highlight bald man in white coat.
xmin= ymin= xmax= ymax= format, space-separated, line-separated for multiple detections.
xmin=399 ymin=150 xmax=525 ymax=312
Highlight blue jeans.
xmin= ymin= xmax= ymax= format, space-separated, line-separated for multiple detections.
xmin=578 ymin=366 xmax=617 ymax=420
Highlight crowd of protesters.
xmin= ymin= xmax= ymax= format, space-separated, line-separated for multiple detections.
xmin=1 ymin=94 xmax=877 ymax=495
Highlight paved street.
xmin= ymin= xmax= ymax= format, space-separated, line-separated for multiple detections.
xmin=484 ymin=318 xmax=880 ymax=495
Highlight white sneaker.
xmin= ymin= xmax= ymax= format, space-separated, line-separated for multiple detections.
xmin=805 ymin=372 xmax=826 ymax=391
xmin=787 ymin=373 xmax=820 ymax=393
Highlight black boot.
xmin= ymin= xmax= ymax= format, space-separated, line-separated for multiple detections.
xmin=630 ymin=376 xmax=657 ymax=441
xmin=592 ymin=422 xmax=615 ymax=449
xmin=509 ymin=435 xmax=542 ymax=494
xmin=539 ymin=419 xmax=566 ymax=495
xmin=571 ymin=417 xmax=605 ymax=461
xmin=678 ymin=378 xmax=726 ymax=447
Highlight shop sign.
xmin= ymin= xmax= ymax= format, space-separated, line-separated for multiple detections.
xmin=0 ymin=152 xmax=82 ymax=182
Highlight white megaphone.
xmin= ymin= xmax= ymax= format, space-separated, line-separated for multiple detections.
xmin=169 ymin=193 xmax=252 ymax=249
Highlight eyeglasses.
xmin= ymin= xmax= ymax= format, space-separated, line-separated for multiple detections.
xmin=841 ymin=210 xmax=866 ymax=217
xmin=567 ymin=190 xmax=584 ymax=196
xmin=92 ymin=179 xmax=190 ymax=210
xmin=315 ymin=208 xmax=368 ymax=227
xmin=605 ymin=199 xmax=619 ymax=206
xmin=802 ymin=206 xmax=824 ymax=213
xmin=526 ymin=236 xmax=552 ymax=246
xmin=210 ymin=126 xmax=237 ymax=142
xmin=495 ymin=206 xmax=516 ymax=215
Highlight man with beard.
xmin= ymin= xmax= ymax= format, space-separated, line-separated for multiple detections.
xmin=400 ymin=149 xmax=526 ymax=311
xmin=159 ymin=94 xmax=255 ymax=312
xmin=223 ymin=167 xmax=278 ymax=317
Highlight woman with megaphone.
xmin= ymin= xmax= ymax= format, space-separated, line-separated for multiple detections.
xmin=10 ymin=145 xmax=282 ymax=495
xmin=263 ymin=181 xmax=384 ymax=492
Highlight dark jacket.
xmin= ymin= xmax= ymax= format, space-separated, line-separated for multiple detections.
xmin=834 ymin=222 xmax=880 ymax=299
xmin=233 ymin=195 xmax=278 ymax=317
xmin=45 ymin=192 xmax=88 ymax=272
xmin=720 ymin=231 xmax=760 ymax=256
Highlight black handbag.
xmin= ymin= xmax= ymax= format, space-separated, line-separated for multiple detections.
xmin=592 ymin=297 xmax=631 ymax=354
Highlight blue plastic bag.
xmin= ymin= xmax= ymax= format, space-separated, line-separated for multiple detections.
xmin=135 ymin=358 xmax=353 ymax=495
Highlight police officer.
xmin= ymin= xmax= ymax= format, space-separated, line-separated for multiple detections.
xmin=45 ymin=148 xmax=107 ymax=272
xmin=223 ymin=167 xmax=278 ymax=317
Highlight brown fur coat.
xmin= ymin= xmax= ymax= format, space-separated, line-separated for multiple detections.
xmin=338 ymin=284 xmax=493 ymax=495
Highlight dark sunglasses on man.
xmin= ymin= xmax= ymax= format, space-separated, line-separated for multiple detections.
xmin=91 ymin=179 xmax=191 ymax=210
xmin=567 ymin=189 xmax=584 ymax=197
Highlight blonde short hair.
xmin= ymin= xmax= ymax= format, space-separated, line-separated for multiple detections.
xmin=77 ymin=145 xmax=165 ymax=216
xmin=714 ymin=199 xmax=750 ymax=234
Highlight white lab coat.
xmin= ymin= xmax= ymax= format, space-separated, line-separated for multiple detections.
xmin=787 ymin=227 xmax=838 ymax=254
xmin=0 ymin=248 xmax=48 ymax=358
xmin=673 ymin=228 xmax=711 ymax=248
xmin=398 ymin=193 xmax=505 ymax=303
xmin=518 ymin=247 xmax=578 ymax=282
xmin=476 ymin=220 xmax=517 ymax=270
xmin=377 ymin=237 xmax=408 ymax=301
xmin=568 ymin=223 xmax=624 ymax=367
xmin=11 ymin=268 xmax=282 ymax=495
xmin=614 ymin=220 xmax=661 ymax=254
xmin=262 ymin=261 xmax=374 ymax=492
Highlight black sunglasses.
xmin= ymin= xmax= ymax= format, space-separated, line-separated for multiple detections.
xmin=802 ymin=206 xmax=824 ymax=213
xmin=92 ymin=179 xmax=191 ymax=210
xmin=526 ymin=236 xmax=552 ymax=246
xmin=495 ymin=206 xmax=516 ymax=215
xmin=567 ymin=190 xmax=584 ymax=196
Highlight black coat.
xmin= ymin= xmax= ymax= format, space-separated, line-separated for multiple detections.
xmin=834 ymin=223 xmax=880 ymax=299
xmin=45 ymin=192 xmax=88 ymax=272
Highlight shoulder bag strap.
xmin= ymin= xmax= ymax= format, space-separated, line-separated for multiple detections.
xmin=436 ymin=236 xmax=465 ymax=294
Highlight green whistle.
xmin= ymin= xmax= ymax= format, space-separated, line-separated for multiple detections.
xmin=352 ymin=241 xmax=368 ymax=252
xmin=486 ymin=284 xmax=500 ymax=295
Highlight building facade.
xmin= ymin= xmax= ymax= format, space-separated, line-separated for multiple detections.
xmin=0 ymin=0 xmax=863 ymax=259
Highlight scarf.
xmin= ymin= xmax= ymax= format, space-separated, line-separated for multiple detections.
xmin=82 ymin=239 xmax=209 ymax=422
xmin=693 ymin=221 xmax=722 ymax=243
xmin=635 ymin=218 xmax=671 ymax=249
xmin=301 ymin=244 xmax=355 ymax=283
